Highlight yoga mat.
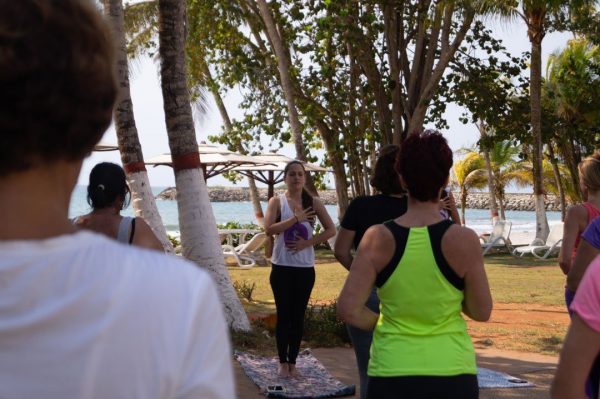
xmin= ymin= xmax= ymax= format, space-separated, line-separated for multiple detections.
xmin=235 ymin=349 xmax=355 ymax=398
xmin=236 ymin=349 xmax=533 ymax=397
xmin=478 ymin=367 xmax=535 ymax=389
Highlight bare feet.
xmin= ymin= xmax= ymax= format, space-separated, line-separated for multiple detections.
xmin=289 ymin=363 xmax=300 ymax=378
xmin=278 ymin=363 xmax=290 ymax=378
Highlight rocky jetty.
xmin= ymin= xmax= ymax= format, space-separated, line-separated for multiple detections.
xmin=156 ymin=187 xmax=564 ymax=211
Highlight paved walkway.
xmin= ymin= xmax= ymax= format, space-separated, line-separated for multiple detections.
xmin=235 ymin=347 xmax=558 ymax=399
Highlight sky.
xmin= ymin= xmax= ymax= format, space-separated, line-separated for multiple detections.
xmin=80 ymin=19 xmax=573 ymax=189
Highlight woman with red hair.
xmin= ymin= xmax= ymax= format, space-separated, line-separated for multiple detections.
xmin=338 ymin=130 xmax=492 ymax=399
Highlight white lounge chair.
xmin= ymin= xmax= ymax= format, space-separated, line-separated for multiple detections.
xmin=513 ymin=222 xmax=563 ymax=259
xmin=480 ymin=220 xmax=513 ymax=255
xmin=222 ymin=232 xmax=268 ymax=269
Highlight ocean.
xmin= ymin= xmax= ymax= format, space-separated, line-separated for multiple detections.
xmin=69 ymin=186 xmax=563 ymax=236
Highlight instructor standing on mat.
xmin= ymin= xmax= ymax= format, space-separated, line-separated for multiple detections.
xmin=264 ymin=160 xmax=335 ymax=378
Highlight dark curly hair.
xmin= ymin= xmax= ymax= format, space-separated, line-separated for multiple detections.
xmin=87 ymin=162 xmax=131 ymax=210
xmin=0 ymin=0 xmax=117 ymax=177
xmin=396 ymin=130 xmax=453 ymax=202
xmin=370 ymin=144 xmax=403 ymax=195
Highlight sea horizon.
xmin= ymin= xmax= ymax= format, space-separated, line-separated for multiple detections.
xmin=69 ymin=186 xmax=562 ymax=237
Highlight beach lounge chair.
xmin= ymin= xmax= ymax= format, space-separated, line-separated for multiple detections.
xmin=513 ymin=222 xmax=563 ymax=259
xmin=480 ymin=220 xmax=513 ymax=255
xmin=222 ymin=232 xmax=268 ymax=268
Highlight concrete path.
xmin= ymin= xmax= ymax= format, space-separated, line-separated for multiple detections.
xmin=235 ymin=347 xmax=557 ymax=399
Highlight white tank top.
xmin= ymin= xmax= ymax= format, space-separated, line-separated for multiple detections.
xmin=271 ymin=194 xmax=314 ymax=267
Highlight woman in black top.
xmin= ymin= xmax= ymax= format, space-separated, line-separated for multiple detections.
xmin=334 ymin=145 xmax=407 ymax=399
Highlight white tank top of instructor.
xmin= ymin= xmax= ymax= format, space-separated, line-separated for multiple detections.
xmin=272 ymin=194 xmax=315 ymax=267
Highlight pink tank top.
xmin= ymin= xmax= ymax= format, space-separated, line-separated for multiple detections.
xmin=572 ymin=202 xmax=600 ymax=259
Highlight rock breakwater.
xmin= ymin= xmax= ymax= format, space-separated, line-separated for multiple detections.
xmin=157 ymin=187 xmax=564 ymax=211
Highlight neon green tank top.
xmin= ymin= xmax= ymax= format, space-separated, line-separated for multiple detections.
xmin=368 ymin=220 xmax=477 ymax=377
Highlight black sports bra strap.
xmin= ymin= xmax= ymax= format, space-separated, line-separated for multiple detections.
xmin=376 ymin=221 xmax=409 ymax=288
xmin=428 ymin=220 xmax=464 ymax=290
xmin=129 ymin=218 xmax=136 ymax=245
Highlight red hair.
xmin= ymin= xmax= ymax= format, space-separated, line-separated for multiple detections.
xmin=397 ymin=130 xmax=453 ymax=202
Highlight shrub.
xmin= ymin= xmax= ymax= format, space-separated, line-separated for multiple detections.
xmin=303 ymin=300 xmax=350 ymax=347
xmin=230 ymin=318 xmax=276 ymax=356
xmin=233 ymin=280 xmax=256 ymax=302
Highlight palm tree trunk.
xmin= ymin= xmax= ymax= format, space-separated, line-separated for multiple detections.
xmin=529 ymin=23 xmax=550 ymax=240
xmin=157 ymin=0 xmax=249 ymax=331
xmin=461 ymin=189 xmax=467 ymax=226
xmin=255 ymin=0 xmax=317 ymax=195
xmin=203 ymin=64 xmax=264 ymax=226
xmin=478 ymin=122 xmax=498 ymax=222
xmin=548 ymin=144 xmax=566 ymax=221
xmin=103 ymin=0 xmax=174 ymax=254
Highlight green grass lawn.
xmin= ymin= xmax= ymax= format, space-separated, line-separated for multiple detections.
xmin=229 ymin=250 xmax=569 ymax=354
xmin=228 ymin=250 xmax=565 ymax=309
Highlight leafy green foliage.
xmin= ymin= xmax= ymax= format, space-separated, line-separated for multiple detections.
xmin=233 ymin=280 xmax=256 ymax=302
xmin=303 ymin=300 xmax=350 ymax=347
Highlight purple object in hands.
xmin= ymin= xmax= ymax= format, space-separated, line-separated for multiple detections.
xmin=284 ymin=223 xmax=309 ymax=245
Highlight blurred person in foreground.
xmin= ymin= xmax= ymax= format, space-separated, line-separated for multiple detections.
xmin=75 ymin=162 xmax=163 ymax=251
xmin=338 ymin=130 xmax=492 ymax=399
xmin=0 ymin=1 xmax=233 ymax=398
xmin=552 ymin=255 xmax=600 ymax=399
xmin=334 ymin=144 xmax=407 ymax=399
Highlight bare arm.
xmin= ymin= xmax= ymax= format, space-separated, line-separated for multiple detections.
xmin=568 ymin=240 xmax=600 ymax=292
xmin=338 ymin=225 xmax=394 ymax=331
xmin=446 ymin=192 xmax=461 ymax=225
xmin=443 ymin=225 xmax=492 ymax=321
xmin=551 ymin=314 xmax=600 ymax=399
xmin=559 ymin=205 xmax=586 ymax=275
xmin=132 ymin=218 xmax=164 ymax=252
xmin=334 ymin=227 xmax=356 ymax=270
xmin=310 ymin=198 xmax=336 ymax=244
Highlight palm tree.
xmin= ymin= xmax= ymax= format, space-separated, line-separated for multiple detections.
xmin=252 ymin=0 xmax=318 ymax=195
xmin=545 ymin=37 xmax=600 ymax=201
xmin=452 ymin=152 xmax=487 ymax=225
xmin=478 ymin=122 xmax=499 ymax=221
xmin=486 ymin=141 xmax=532 ymax=220
xmin=157 ymin=0 xmax=249 ymax=331
xmin=484 ymin=0 xmax=598 ymax=239
xmin=462 ymin=141 xmax=532 ymax=220
xmin=102 ymin=0 xmax=174 ymax=253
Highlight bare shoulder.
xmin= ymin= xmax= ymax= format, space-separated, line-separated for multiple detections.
xmin=442 ymin=224 xmax=481 ymax=254
xmin=135 ymin=217 xmax=153 ymax=234
xmin=312 ymin=196 xmax=325 ymax=208
xmin=361 ymin=223 xmax=394 ymax=249
xmin=133 ymin=217 xmax=164 ymax=251
xmin=73 ymin=214 xmax=91 ymax=227
xmin=442 ymin=224 xmax=482 ymax=276
xmin=566 ymin=204 xmax=587 ymax=220
xmin=356 ymin=223 xmax=396 ymax=272
xmin=268 ymin=196 xmax=280 ymax=207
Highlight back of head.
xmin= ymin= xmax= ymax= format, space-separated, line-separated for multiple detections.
xmin=397 ymin=130 xmax=453 ymax=202
xmin=370 ymin=144 xmax=403 ymax=195
xmin=0 ymin=0 xmax=117 ymax=177
xmin=579 ymin=151 xmax=600 ymax=193
xmin=87 ymin=163 xmax=130 ymax=210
